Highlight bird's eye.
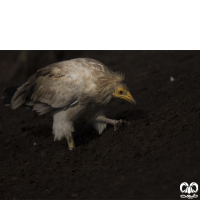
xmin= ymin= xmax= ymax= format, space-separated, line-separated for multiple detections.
xmin=119 ymin=90 xmax=123 ymax=94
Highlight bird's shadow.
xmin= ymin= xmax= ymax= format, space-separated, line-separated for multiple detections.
xmin=73 ymin=122 xmax=98 ymax=147
xmin=28 ymin=124 xmax=53 ymax=138
xmin=114 ymin=108 xmax=145 ymax=121
xmin=28 ymin=108 xmax=145 ymax=147
xmin=73 ymin=108 xmax=145 ymax=147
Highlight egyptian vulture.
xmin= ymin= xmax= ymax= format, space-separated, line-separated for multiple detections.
xmin=4 ymin=58 xmax=136 ymax=150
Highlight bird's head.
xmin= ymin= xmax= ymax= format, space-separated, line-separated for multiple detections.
xmin=112 ymin=85 xmax=136 ymax=104
xmin=96 ymin=69 xmax=136 ymax=105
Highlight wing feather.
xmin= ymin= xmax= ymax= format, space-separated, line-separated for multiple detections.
xmin=12 ymin=62 xmax=82 ymax=110
xmin=11 ymin=58 xmax=105 ymax=111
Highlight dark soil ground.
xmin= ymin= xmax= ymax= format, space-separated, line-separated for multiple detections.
xmin=0 ymin=51 xmax=200 ymax=199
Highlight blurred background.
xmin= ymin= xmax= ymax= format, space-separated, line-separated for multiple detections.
xmin=0 ymin=51 xmax=129 ymax=84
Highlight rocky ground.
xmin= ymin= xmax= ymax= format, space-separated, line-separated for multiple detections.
xmin=0 ymin=51 xmax=200 ymax=199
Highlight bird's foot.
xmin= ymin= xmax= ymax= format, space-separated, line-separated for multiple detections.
xmin=99 ymin=117 xmax=130 ymax=131
xmin=66 ymin=135 xmax=75 ymax=151
xmin=114 ymin=119 xmax=130 ymax=131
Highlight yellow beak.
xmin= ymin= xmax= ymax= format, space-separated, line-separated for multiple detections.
xmin=113 ymin=90 xmax=136 ymax=105
xmin=122 ymin=91 xmax=136 ymax=104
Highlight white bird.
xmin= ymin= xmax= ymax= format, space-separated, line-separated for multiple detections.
xmin=4 ymin=58 xmax=136 ymax=150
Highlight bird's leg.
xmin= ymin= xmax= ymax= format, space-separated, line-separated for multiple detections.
xmin=66 ymin=135 xmax=75 ymax=151
xmin=100 ymin=117 xmax=129 ymax=131
xmin=52 ymin=110 xmax=75 ymax=151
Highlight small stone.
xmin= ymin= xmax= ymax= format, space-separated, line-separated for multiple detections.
xmin=170 ymin=76 xmax=175 ymax=82
xmin=72 ymin=193 xmax=79 ymax=197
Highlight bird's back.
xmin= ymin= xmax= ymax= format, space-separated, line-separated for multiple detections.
xmin=9 ymin=58 xmax=112 ymax=114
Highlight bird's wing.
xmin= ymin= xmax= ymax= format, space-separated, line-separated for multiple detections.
xmin=30 ymin=75 xmax=79 ymax=109
xmin=11 ymin=61 xmax=88 ymax=109
xmin=11 ymin=58 xmax=109 ymax=110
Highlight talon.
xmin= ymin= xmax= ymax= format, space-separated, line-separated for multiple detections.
xmin=114 ymin=119 xmax=123 ymax=131
xmin=114 ymin=120 xmax=130 ymax=131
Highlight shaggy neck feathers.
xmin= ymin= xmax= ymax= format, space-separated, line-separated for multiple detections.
xmin=95 ymin=70 xmax=124 ymax=105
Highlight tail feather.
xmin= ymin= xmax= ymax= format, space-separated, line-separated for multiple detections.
xmin=3 ymin=85 xmax=54 ymax=115
xmin=10 ymin=81 xmax=36 ymax=109
xmin=3 ymin=85 xmax=33 ymax=109
xmin=32 ymin=103 xmax=54 ymax=115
